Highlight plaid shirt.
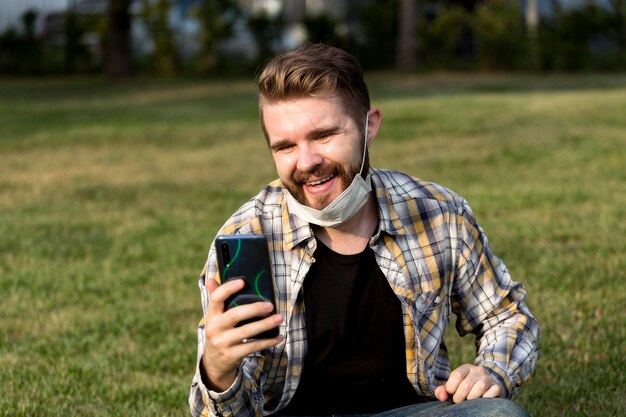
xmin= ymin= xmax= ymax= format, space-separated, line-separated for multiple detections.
xmin=189 ymin=168 xmax=539 ymax=417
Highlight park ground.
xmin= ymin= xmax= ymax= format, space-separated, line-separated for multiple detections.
xmin=0 ymin=73 xmax=624 ymax=416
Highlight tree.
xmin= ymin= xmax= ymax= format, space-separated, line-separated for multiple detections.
xmin=193 ymin=0 xmax=240 ymax=72
xmin=396 ymin=0 xmax=417 ymax=70
xmin=525 ymin=0 xmax=538 ymax=35
xmin=360 ymin=0 xmax=398 ymax=70
xmin=248 ymin=11 xmax=283 ymax=63
xmin=607 ymin=0 xmax=626 ymax=65
xmin=473 ymin=0 xmax=529 ymax=70
xmin=139 ymin=0 xmax=179 ymax=75
xmin=105 ymin=0 xmax=132 ymax=79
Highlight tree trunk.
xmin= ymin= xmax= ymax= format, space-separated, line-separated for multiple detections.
xmin=105 ymin=0 xmax=132 ymax=79
xmin=525 ymin=0 xmax=538 ymax=36
xmin=396 ymin=0 xmax=417 ymax=71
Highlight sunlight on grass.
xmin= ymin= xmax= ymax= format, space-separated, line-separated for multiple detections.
xmin=1 ymin=74 xmax=624 ymax=416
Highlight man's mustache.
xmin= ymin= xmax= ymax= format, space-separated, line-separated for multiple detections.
xmin=291 ymin=164 xmax=340 ymax=184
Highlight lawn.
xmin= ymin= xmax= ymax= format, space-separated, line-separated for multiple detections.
xmin=0 ymin=73 xmax=624 ymax=417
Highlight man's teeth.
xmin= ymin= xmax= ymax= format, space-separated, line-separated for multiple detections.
xmin=307 ymin=175 xmax=334 ymax=186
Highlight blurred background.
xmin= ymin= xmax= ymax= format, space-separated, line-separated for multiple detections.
xmin=2 ymin=0 xmax=626 ymax=78
xmin=1 ymin=2 xmax=625 ymax=417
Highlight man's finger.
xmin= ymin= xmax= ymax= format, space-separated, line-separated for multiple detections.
xmin=207 ymin=302 xmax=278 ymax=344
xmin=207 ymin=278 xmax=245 ymax=313
xmin=483 ymin=384 xmax=502 ymax=398
xmin=221 ymin=301 xmax=275 ymax=329
xmin=206 ymin=278 xmax=220 ymax=294
xmin=228 ymin=333 xmax=284 ymax=363
xmin=434 ymin=386 xmax=449 ymax=402
xmin=451 ymin=378 xmax=474 ymax=403
xmin=444 ymin=364 xmax=471 ymax=396
xmin=466 ymin=378 xmax=490 ymax=401
xmin=232 ymin=312 xmax=283 ymax=341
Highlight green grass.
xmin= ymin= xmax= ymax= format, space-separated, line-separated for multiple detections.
xmin=1 ymin=73 xmax=624 ymax=416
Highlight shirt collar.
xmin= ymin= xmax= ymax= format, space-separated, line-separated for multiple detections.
xmin=371 ymin=168 xmax=407 ymax=236
xmin=278 ymin=186 xmax=315 ymax=250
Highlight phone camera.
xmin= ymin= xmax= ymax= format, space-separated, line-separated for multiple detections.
xmin=221 ymin=243 xmax=231 ymax=264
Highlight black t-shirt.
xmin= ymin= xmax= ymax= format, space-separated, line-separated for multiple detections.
xmin=280 ymin=239 xmax=425 ymax=415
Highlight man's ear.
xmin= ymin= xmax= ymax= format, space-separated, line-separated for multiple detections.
xmin=366 ymin=108 xmax=382 ymax=146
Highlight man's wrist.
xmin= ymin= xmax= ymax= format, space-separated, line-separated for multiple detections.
xmin=200 ymin=356 xmax=238 ymax=393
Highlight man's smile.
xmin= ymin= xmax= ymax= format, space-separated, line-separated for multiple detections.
xmin=305 ymin=175 xmax=336 ymax=187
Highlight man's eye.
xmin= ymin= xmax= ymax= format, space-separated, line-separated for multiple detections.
xmin=274 ymin=144 xmax=294 ymax=152
xmin=316 ymin=133 xmax=332 ymax=140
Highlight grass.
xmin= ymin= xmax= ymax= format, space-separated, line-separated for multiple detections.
xmin=1 ymin=73 xmax=624 ymax=417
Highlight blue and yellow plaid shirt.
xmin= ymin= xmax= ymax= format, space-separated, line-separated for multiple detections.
xmin=189 ymin=168 xmax=539 ymax=417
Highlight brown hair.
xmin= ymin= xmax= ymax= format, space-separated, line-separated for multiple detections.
xmin=256 ymin=43 xmax=370 ymax=140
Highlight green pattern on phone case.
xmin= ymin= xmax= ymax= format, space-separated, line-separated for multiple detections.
xmin=222 ymin=239 xmax=241 ymax=279
xmin=255 ymin=270 xmax=269 ymax=301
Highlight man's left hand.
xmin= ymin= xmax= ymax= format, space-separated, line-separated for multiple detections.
xmin=434 ymin=364 xmax=502 ymax=403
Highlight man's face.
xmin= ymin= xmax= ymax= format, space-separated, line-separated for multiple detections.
xmin=262 ymin=95 xmax=365 ymax=210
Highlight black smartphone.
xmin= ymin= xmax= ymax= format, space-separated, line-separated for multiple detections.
xmin=215 ymin=234 xmax=279 ymax=339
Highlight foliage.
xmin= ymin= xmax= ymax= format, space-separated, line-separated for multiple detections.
xmin=0 ymin=8 xmax=99 ymax=75
xmin=138 ymin=0 xmax=180 ymax=75
xmin=419 ymin=6 xmax=473 ymax=69
xmin=419 ymin=0 xmax=529 ymax=70
xmin=247 ymin=11 xmax=283 ymax=64
xmin=607 ymin=0 xmax=626 ymax=51
xmin=3 ymin=1 xmax=626 ymax=76
xmin=420 ymin=0 xmax=626 ymax=71
xmin=192 ymin=0 xmax=241 ymax=73
xmin=303 ymin=13 xmax=354 ymax=53
xmin=358 ymin=0 xmax=399 ymax=70
xmin=472 ymin=0 xmax=529 ymax=70
xmin=63 ymin=10 xmax=94 ymax=74
xmin=539 ymin=1 xmax=625 ymax=71
xmin=0 ymin=10 xmax=42 ymax=75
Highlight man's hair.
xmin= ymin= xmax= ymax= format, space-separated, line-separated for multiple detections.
xmin=256 ymin=43 xmax=370 ymax=141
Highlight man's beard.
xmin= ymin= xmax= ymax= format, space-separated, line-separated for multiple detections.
xmin=283 ymin=153 xmax=369 ymax=210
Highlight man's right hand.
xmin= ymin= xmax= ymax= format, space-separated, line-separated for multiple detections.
xmin=202 ymin=278 xmax=284 ymax=392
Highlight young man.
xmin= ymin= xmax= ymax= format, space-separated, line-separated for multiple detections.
xmin=189 ymin=43 xmax=539 ymax=417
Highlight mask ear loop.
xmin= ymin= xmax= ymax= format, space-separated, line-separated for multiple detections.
xmin=358 ymin=112 xmax=370 ymax=176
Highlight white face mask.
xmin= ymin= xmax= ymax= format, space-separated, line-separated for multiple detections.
xmin=284 ymin=113 xmax=372 ymax=228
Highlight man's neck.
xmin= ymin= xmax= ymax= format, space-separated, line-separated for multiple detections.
xmin=312 ymin=193 xmax=379 ymax=255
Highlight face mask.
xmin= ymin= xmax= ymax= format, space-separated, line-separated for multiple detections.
xmin=284 ymin=113 xmax=372 ymax=228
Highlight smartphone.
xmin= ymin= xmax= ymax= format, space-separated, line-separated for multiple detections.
xmin=215 ymin=234 xmax=279 ymax=339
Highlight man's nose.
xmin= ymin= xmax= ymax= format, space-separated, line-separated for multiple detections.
xmin=296 ymin=143 xmax=323 ymax=173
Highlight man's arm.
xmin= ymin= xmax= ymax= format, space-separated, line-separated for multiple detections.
xmin=189 ymin=248 xmax=283 ymax=417
xmin=438 ymin=201 xmax=540 ymax=403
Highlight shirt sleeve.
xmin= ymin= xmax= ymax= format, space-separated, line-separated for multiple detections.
xmin=452 ymin=200 xmax=540 ymax=398
xmin=188 ymin=245 xmax=268 ymax=417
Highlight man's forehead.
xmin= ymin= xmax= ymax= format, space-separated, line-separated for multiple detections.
xmin=261 ymin=93 xmax=342 ymax=107
xmin=264 ymin=98 xmax=348 ymax=135
xmin=262 ymin=96 xmax=347 ymax=121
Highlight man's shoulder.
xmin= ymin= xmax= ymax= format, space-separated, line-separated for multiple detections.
xmin=253 ymin=178 xmax=286 ymax=208
xmin=218 ymin=179 xmax=286 ymax=234
xmin=371 ymin=168 xmax=465 ymax=208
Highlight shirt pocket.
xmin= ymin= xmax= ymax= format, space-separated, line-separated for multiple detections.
xmin=414 ymin=289 xmax=442 ymax=314
xmin=411 ymin=289 xmax=446 ymax=355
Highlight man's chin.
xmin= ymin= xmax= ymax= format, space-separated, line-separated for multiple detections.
xmin=285 ymin=187 xmax=331 ymax=210
xmin=305 ymin=200 xmax=329 ymax=211
xmin=299 ymin=195 xmax=330 ymax=211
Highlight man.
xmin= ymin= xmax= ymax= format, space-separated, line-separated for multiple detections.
xmin=189 ymin=43 xmax=539 ymax=417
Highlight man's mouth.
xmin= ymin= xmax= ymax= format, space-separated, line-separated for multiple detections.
xmin=305 ymin=175 xmax=335 ymax=187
